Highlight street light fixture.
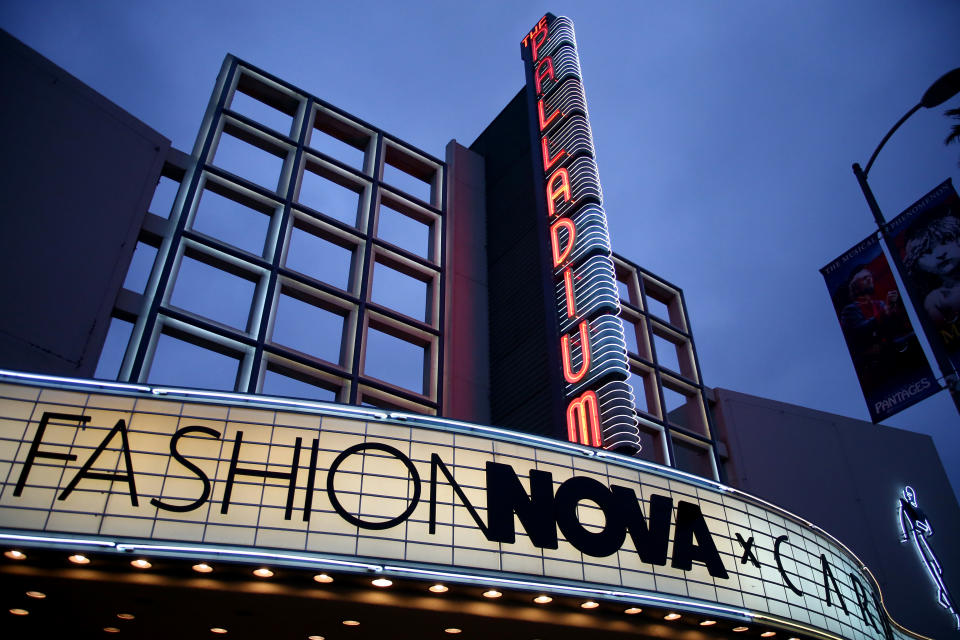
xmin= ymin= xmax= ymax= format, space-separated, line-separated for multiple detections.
xmin=852 ymin=67 xmax=960 ymax=414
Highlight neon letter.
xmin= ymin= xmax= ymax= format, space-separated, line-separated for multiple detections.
xmin=546 ymin=167 xmax=571 ymax=218
xmin=534 ymin=57 xmax=555 ymax=95
xmin=538 ymin=98 xmax=561 ymax=131
xmin=561 ymin=319 xmax=591 ymax=384
xmin=550 ymin=217 xmax=576 ymax=267
xmin=562 ymin=267 xmax=576 ymax=318
xmin=541 ymin=136 xmax=567 ymax=172
xmin=566 ymin=390 xmax=601 ymax=447
xmin=530 ymin=24 xmax=548 ymax=62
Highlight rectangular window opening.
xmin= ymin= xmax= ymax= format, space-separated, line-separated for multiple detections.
xmin=382 ymin=145 xmax=436 ymax=205
xmin=297 ymin=162 xmax=363 ymax=227
xmin=169 ymin=253 xmax=257 ymax=332
xmin=636 ymin=422 xmax=668 ymax=466
xmin=370 ymin=259 xmax=430 ymax=323
xmin=191 ymin=182 xmax=273 ymax=256
xmin=652 ymin=333 xmax=682 ymax=374
xmin=229 ymin=86 xmax=295 ymax=137
xmin=662 ymin=380 xmax=708 ymax=435
xmin=671 ymin=435 xmax=715 ymax=480
xmin=376 ymin=197 xmax=434 ymax=261
xmin=363 ymin=325 xmax=427 ymax=395
xmin=311 ymin=109 xmax=369 ymax=170
xmin=271 ymin=290 xmax=347 ymax=366
xmin=285 ymin=220 xmax=355 ymax=291
xmin=213 ymin=129 xmax=286 ymax=193
xmin=147 ymin=331 xmax=241 ymax=391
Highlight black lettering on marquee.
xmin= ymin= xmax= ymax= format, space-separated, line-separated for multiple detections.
xmin=485 ymin=462 xmax=558 ymax=549
xmin=302 ymin=437 xmax=320 ymax=521
xmin=326 ymin=442 xmax=421 ymax=530
xmin=59 ymin=418 xmax=139 ymax=506
xmin=221 ymin=431 xmax=303 ymax=519
xmin=429 ymin=453 xmax=489 ymax=536
xmin=671 ymin=501 xmax=729 ymax=579
xmin=820 ymin=553 xmax=850 ymax=614
xmin=14 ymin=412 xmax=90 ymax=496
xmin=735 ymin=532 xmax=761 ymax=568
xmin=614 ymin=486 xmax=671 ymax=567
xmin=150 ymin=426 xmax=221 ymax=513
xmin=553 ymin=476 xmax=625 ymax=557
xmin=774 ymin=535 xmax=803 ymax=597
xmin=849 ymin=572 xmax=879 ymax=631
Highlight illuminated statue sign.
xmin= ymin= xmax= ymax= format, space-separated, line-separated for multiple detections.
xmin=520 ymin=15 xmax=641 ymax=451
xmin=898 ymin=486 xmax=959 ymax=629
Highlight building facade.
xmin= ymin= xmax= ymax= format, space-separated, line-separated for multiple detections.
xmin=1 ymin=16 xmax=958 ymax=640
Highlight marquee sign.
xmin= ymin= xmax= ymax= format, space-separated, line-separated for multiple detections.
xmin=520 ymin=15 xmax=641 ymax=451
xmin=0 ymin=375 xmax=921 ymax=640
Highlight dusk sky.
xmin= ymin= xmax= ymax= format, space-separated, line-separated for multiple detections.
xmin=2 ymin=1 xmax=958 ymax=499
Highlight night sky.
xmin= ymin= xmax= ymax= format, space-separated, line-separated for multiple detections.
xmin=2 ymin=1 xmax=958 ymax=500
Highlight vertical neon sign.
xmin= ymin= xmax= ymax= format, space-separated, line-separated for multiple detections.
xmin=521 ymin=15 xmax=641 ymax=451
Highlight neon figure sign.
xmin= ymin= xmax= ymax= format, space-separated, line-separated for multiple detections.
xmin=898 ymin=485 xmax=959 ymax=630
xmin=520 ymin=15 xmax=641 ymax=451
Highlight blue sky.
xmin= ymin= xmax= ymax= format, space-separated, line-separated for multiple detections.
xmin=2 ymin=0 xmax=958 ymax=499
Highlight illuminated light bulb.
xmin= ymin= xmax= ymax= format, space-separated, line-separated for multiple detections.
xmin=210 ymin=628 xmax=228 ymax=634
xmin=104 ymin=628 xmax=120 ymax=634
xmin=10 ymin=608 xmax=29 ymax=616
xmin=580 ymin=601 xmax=599 ymax=609
xmin=4 ymin=550 xmax=26 ymax=560
xmin=733 ymin=627 xmax=749 ymax=633
xmin=253 ymin=568 xmax=273 ymax=578
xmin=700 ymin=620 xmax=717 ymax=626
xmin=371 ymin=578 xmax=392 ymax=587
xmin=624 ymin=607 xmax=642 ymax=615
xmin=68 ymin=554 xmax=90 ymax=565
xmin=308 ymin=636 xmax=325 ymax=640
xmin=429 ymin=584 xmax=448 ymax=593
xmin=482 ymin=589 xmax=502 ymax=599
xmin=313 ymin=573 xmax=333 ymax=584
xmin=444 ymin=629 xmax=462 ymax=635
xmin=193 ymin=562 xmax=213 ymax=573
xmin=130 ymin=559 xmax=152 ymax=569
xmin=25 ymin=591 xmax=46 ymax=599
xmin=664 ymin=613 xmax=681 ymax=621
xmin=761 ymin=633 xmax=776 ymax=638
xmin=533 ymin=595 xmax=552 ymax=604
xmin=117 ymin=613 xmax=135 ymax=620
xmin=342 ymin=620 xmax=360 ymax=626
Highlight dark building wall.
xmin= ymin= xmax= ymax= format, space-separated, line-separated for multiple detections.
xmin=0 ymin=30 xmax=169 ymax=378
xmin=713 ymin=388 xmax=960 ymax=639
xmin=469 ymin=89 xmax=564 ymax=438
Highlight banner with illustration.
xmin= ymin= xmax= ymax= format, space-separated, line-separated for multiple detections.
xmin=821 ymin=234 xmax=938 ymax=422
xmin=886 ymin=179 xmax=960 ymax=372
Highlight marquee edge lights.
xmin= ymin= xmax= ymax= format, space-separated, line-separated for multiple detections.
xmin=520 ymin=15 xmax=642 ymax=452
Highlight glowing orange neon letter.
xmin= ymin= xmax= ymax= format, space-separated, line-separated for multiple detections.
xmin=560 ymin=319 xmax=591 ymax=384
xmin=534 ymin=57 xmax=555 ymax=95
xmin=546 ymin=167 xmax=571 ymax=218
xmin=550 ymin=217 xmax=576 ymax=268
xmin=566 ymin=390 xmax=602 ymax=447
xmin=530 ymin=24 xmax=549 ymax=62
xmin=538 ymin=98 xmax=561 ymax=132
xmin=562 ymin=267 xmax=576 ymax=318
xmin=541 ymin=136 xmax=567 ymax=173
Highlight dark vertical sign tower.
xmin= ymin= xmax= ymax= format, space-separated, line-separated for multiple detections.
xmin=520 ymin=15 xmax=641 ymax=451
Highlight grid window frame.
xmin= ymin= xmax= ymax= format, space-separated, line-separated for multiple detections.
xmin=108 ymin=58 xmax=446 ymax=418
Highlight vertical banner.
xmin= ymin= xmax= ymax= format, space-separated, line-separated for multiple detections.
xmin=821 ymin=234 xmax=938 ymax=422
xmin=886 ymin=179 xmax=960 ymax=371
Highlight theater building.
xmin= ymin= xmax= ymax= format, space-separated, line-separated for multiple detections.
xmin=1 ymin=14 xmax=958 ymax=640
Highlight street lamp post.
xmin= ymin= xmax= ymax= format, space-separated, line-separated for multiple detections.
xmin=852 ymin=67 xmax=960 ymax=416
